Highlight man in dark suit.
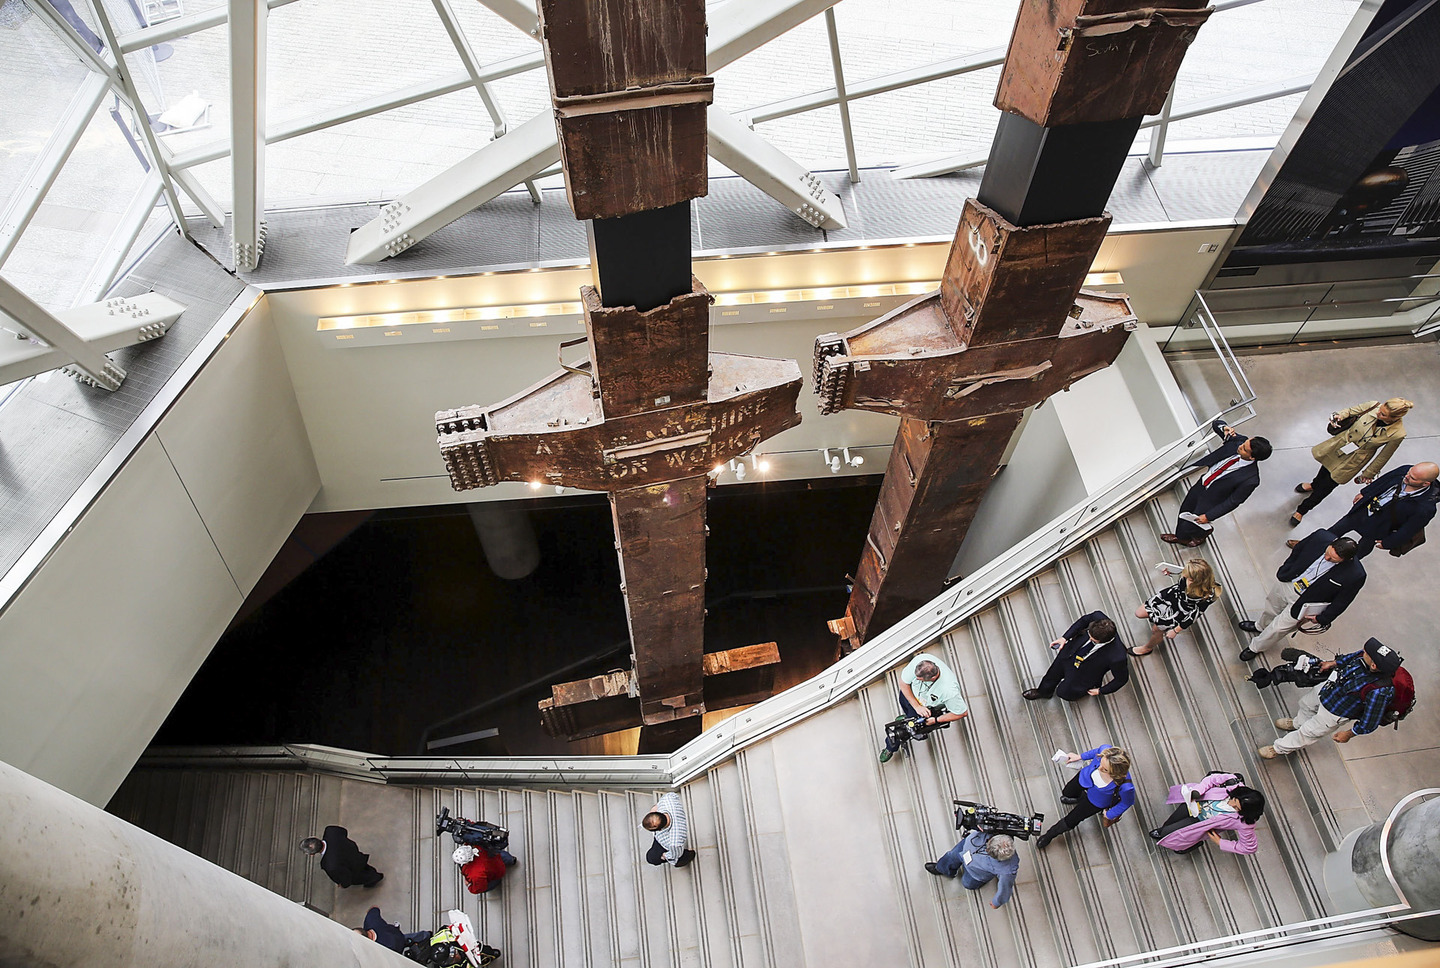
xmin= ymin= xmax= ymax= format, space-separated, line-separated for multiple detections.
xmin=1022 ymin=612 xmax=1130 ymax=702
xmin=299 ymin=825 xmax=383 ymax=888
xmin=1163 ymin=419 xmax=1272 ymax=547
xmin=1327 ymin=462 xmax=1437 ymax=558
xmin=1238 ymin=531 xmax=1365 ymax=660
xmin=355 ymin=907 xmax=429 ymax=952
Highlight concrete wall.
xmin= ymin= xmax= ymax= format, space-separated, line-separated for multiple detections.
xmin=0 ymin=302 xmax=319 ymax=805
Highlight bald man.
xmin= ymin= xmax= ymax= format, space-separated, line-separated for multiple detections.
xmin=1327 ymin=462 xmax=1438 ymax=558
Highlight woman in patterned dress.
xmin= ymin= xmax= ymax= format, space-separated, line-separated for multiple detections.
xmin=1130 ymin=558 xmax=1220 ymax=656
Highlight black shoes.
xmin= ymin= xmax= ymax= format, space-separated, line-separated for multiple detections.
xmin=1238 ymin=648 xmax=1257 ymax=662
xmin=924 ymin=862 xmax=945 ymax=876
xmin=1035 ymin=832 xmax=1055 ymax=850
xmin=1149 ymin=828 xmax=1163 ymax=841
xmin=1022 ymin=689 xmax=1047 ymax=701
xmin=1238 ymin=621 xmax=1260 ymax=634
xmin=1060 ymin=796 xmax=1079 ymax=805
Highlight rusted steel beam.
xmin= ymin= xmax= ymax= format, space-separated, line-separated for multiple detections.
xmin=538 ymin=0 xmax=713 ymax=220
xmin=582 ymin=279 xmax=709 ymax=419
xmin=817 ymin=0 xmax=1212 ymax=647
xmin=537 ymin=643 xmax=782 ymax=740
xmin=940 ymin=201 xmax=1111 ymax=345
xmin=816 ymin=289 xmax=1135 ymax=421
xmin=613 ymin=477 xmax=708 ymax=723
xmin=843 ymin=416 xmax=1022 ymax=641
xmin=436 ymin=352 xmax=800 ymax=492
xmin=994 ymin=0 xmax=1212 ymax=128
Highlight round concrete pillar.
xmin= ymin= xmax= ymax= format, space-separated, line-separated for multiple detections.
xmin=1334 ymin=792 xmax=1440 ymax=940
xmin=0 ymin=758 xmax=409 ymax=967
xmin=466 ymin=503 xmax=540 ymax=580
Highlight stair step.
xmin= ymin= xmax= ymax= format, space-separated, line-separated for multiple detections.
xmin=630 ymin=788 xmax=681 ymax=968
xmin=600 ymin=790 xmax=646 ymax=968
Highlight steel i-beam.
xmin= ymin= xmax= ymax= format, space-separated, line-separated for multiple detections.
xmin=816 ymin=0 xmax=1211 ymax=649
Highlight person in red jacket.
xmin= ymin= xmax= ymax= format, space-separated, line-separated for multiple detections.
xmin=455 ymin=844 xmax=510 ymax=894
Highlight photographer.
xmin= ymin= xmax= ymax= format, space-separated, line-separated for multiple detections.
xmin=925 ymin=830 xmax=1019 ymax=908
xmin=879 ymin=652 xmax=968 ymax=763
xmin=1259 ymin=638 xmax=1403 ymax=759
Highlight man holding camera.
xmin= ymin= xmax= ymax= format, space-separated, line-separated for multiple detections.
xmin=1259 ymin=638 xmax=1403 ymax=758
xmin=1022 ymin=612 xmax=1129 ymax=702
xmin=879 ymin=652 xmax=969 ymax=763
xmin=925 ymin=830 xmax=1019 ymax=908
xmin=1237 ymin=531 xmax=1365 ymax=661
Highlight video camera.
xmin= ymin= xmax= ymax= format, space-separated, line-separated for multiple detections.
xmin=953 ymin=800 xmax=1045 ymax=841
xmin=1247 ymin=647 xmax=1329 ymax=691
xmin=883 ymin=705 xmax=952 ymax=751
xmin=436 ymin=807 xmax=510 ymax=854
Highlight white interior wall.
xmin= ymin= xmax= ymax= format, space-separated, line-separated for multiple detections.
xmin=265 ymin=285 xmax=902 ymax=512
xmin=0 ymin=304 xmax=318 ymax=805
xmin=950 ymin=324 xmax=1189 ymax=578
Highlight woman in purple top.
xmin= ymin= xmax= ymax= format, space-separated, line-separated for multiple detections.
xmin=1148 ymin=772 xmax=1265 ymax=854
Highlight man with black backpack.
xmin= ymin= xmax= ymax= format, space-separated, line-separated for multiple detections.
xmin=1258 ymin=638 xmax=1411 ymax=758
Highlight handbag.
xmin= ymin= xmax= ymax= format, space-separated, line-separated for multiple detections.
xmin=1389 ymin=526 xmax=1426 ymax=558
xmin=1326 ymin=403 xmax=1377 ymax=436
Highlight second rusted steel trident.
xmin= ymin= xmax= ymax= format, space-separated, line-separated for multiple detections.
xmin=817 ymin=0 xmax=1212 ymax=648
xmin=436 ymin=0 xmax=802 ymax=751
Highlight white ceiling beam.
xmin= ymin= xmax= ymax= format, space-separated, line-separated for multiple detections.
xmin=346 ymin=0 xmax=850 ymax=262
xmin=25 ymin=0 xmax=122 ymax=85
xmin=891 ymin=73 xmax=1318 ymax=180
xmin=433 ymin=0 xmax=511 ymax=137
xmin=0 ymin=277 xmax=177 ymax=390
xmin=0 ymin=73 xmax=110 ymax=267
xmin=169 ymin=49 xmax=546 ymax=170
xmin=0 ymin=286 xmax=182 ymax=389
xmin=747 ymin=47 xmax=1005 ymax=124
xmin=707 ymin=107 xmax=846 ymax=229
xmin=344 ymin=110 xmax=560 ymax=264
xmin=74 ymin=172 xmax=165 ymax=305
xmin=117 ymin=0 xmax=301 ymax=53
xmin=89 ymin=1 xmax=189 ymax=236
xmin=707 ymin=0 xmax=840 ymax=72
xmin=472 ymin=0 xmax=540 ymax=39
xmin=170 ymin=165 xmax=227 ymax=229
xmin=229 ymin=0 xmax=268 ymax=271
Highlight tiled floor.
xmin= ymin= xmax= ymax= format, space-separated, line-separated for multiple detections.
xmin=1170 ymin=337 xmax=1440 ymax=820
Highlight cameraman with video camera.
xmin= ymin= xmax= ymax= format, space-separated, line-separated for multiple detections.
xmin=925 ymin=831 xmax=1019 ymax=908
xmin=879 ymin=652 xmax=969 ymax=763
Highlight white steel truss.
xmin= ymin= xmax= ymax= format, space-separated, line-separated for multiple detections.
xmin=0 ymin=276 xmax=182 ymax=391
xmin=0 ymin=73 xmax=110 ymax=267
xmin=229 ymin=0 xmax=268 ymax=271
xmin=346 ymin=0 xmax=850 ymax=264
xmin=891 ymin=74 xmax=1320 ymax=180
xmin=74 ymin=173 xmax=166 ymax=306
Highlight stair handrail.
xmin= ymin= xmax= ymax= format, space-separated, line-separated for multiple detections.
xmin=141 ymin=304 xmax=1259 ymax=788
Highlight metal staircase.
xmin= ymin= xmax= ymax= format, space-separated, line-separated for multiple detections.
xmin=108 ymin=490 xmax=1370 ymax=968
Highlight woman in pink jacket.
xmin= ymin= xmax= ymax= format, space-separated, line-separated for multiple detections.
xmin=1147 ymin=772 xmax=1265 ymax=854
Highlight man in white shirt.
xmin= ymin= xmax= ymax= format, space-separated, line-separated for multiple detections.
xmin=1238 ymin=532 xmax=1365 ymax=660
xmin=641 ymin=792 xmax=694 ymax=867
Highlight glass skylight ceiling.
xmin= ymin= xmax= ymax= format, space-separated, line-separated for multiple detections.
xmin=0 ymin=0 xmax=1357 ymax=312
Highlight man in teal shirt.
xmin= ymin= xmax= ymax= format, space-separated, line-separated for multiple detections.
xmin=879 ymin=651 xmax=969 ymax=762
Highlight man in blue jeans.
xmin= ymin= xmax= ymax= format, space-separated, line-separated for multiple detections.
xmin=879 ymin=651 xmax=969 ymax=762
xmin=925 ymin=831 xmax=1019 ymax=908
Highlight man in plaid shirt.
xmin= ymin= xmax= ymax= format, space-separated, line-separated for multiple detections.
xmin=641 ymin=791 xmax=695 ymax=867
xmin=1259 ymin=638 xmax=1402 ymax=758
